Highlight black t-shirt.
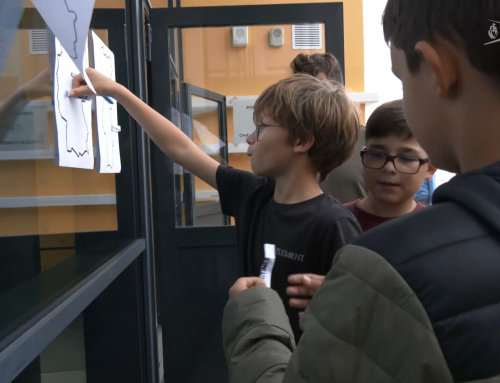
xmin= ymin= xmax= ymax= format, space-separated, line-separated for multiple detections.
xmin=217 ymin=166 xmax=362 ymax=340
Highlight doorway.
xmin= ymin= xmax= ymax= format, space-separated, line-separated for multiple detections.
xmin=149 ymin=4 xmax=344 ymax=382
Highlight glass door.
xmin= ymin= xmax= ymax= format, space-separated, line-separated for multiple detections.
xmin=149 ymin=4 xmax=345 ymax=383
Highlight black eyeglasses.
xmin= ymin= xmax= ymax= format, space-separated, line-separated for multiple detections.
xmin=360 ymin=147 xmax=429 ymax=174
xmin=254 ymin=123 xmax=281 ymax=141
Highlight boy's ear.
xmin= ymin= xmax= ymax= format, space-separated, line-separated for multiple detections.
xmin=414 ymin=37 xmax=458 ymax=99
xmin=293 ymin=134 xmax=315 ymax=154
xmin=425 ymin=163 xmax=438 ymax=180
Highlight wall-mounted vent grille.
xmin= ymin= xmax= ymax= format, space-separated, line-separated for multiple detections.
xmin=292 ymin=24 xmax=322 ymax=50
xmin=29 ymin=29 xmax=48 ymax=55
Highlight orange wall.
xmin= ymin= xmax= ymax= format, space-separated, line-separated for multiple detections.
xmin=182 ymin=24 xmax=326 ymax=97
xmin=180 ymin=0 xmax=364 ymax=92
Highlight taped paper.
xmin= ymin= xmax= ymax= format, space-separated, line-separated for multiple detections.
xmin=260 ymin=243 xmax=276 ymax=288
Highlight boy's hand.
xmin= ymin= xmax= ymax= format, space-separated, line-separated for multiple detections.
xmin=70 ymin=68 xmax=118 ymax=98
xmin=287 ymin=274 xmax=325 ymax=311
xmin=229 ymin=277 xmax=267 ymax=299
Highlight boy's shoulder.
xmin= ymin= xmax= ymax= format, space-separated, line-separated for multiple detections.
xmin=311 ymin=193 xmax=358 ymax=221
xmin=299 ymin=194 xmax=361 ymax=234
xmin=352 ymin=165 xmax=500 ymax=381
xmin=217 ymin=165 xmax=275 ymax=198
xmin=353 ymin=201 xmax=490 ymax=265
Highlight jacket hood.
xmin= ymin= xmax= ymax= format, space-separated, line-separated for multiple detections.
xmin=433 ymin=161 xmax=500 ymax=233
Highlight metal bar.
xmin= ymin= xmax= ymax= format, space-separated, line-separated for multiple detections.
xmin=0 ymin=195 xmax=116 ymax=209
xmin=0 ymin=147 xmax=98 ymax=161
xmin=185 ymin=83 xmax=226 ymax=103
xmin=219 ymin=96 xmax=231 ymax=225
xmin=149 ymin=14 xmax=178 ymax=381
xmin=127 ymin=1 xmax=160 ymax=382
xmin=325 ymin=5 xmax=346 ymax=84
xmin=183 ymin=83 xmax=195 ymax=226
xmin=0 ymin=239 xmax=145 ymax=383
xmin=153 ymin=3 xmax=343 ymax=27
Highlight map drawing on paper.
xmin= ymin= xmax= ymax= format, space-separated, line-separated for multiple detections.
xmin=91 ymin=31 xmax=121 ymax=173
xmin=53 ymin=37 xmax=94 ymax=169
xmin=32 ymin=0 xmax=97 ymax=93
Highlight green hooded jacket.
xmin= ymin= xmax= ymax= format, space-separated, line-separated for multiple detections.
xmin=223 ymin=244 xmax=500 ymax=383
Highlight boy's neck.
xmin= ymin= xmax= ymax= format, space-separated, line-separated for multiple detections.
xmin=273 ymin=170 xmax=323 ymax=204
xmin=359 ymin=195 xmax=417 ymax=218
xmin=454 ymin=77 xmax=500 ymax=173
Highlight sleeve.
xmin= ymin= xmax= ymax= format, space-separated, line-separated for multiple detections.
xmin=216 ymin=165 xmax=262 ymax=217
xmin=319 ymin=217 xmax=361 ymax=274
xmin=283 ymin=245 xmax=454 ymax=383
xmin=222 ymin=286 xmax=295 ymax=383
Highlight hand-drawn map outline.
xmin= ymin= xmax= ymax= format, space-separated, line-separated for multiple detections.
xmin=99 ymin=45 xmax=117 ymax=169
xmin=92 ymin=31 xmax=120 ymax=173
xmin=62 ymin=0 xmax=79 ymax=59
xmin=55 ymin=44 xmax=90 ymax=158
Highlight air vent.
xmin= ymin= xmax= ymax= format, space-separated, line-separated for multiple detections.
xmin=292 ymin=24 xmax=322 ymax=50
xmin=29 ymin=29 xmax=48 ymax=54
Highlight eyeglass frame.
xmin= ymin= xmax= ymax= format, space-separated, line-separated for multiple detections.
xmin=254 ymin=123 xmax=281 ymax=141
xmin=360 ymin=147 xmax=429 ymax=174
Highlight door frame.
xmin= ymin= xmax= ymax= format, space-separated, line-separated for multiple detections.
xmin=150 ymin=1 xmax=346 ymax=233
xmin=149 ymin=3 xmax=345 ymax=382
xmin=183 ymin=82 xmax=230 ymax=226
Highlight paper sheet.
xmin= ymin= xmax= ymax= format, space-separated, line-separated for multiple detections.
xmin=53 ymin=37 xmax=94 ymax=169
xmin=260 ymin=244 xmax=276 ymax=288
xmin=192 ymin=119 xmax=225 ymax=154
xmin=32 ymin=0 xmax=96 ymax=93
xmin=0 ymin=0 xmax=26 ymax=74
xmin=91 ymin=31 xmax=121 ymax=173
xmin=232 ymin=97 xmax=258 ymax=145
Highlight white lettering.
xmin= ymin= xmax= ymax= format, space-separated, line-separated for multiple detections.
xmin=275 ymin=247 xmax=305 ymax=263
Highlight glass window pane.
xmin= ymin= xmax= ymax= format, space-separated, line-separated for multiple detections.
xmin=11 ymin=258 xmax=143 ymax=383
xmin=0 ymin=239 xmax=134 ymax=344
xmin=0 ymin=25 xmax=118 ymax=237
xmin=0 ymin=2 xmax=135 ymax=354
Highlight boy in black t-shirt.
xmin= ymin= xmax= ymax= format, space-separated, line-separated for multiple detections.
xmin=69 ymin=72 xmax=362 ymax=340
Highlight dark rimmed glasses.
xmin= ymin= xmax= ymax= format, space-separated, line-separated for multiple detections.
xmin=360 ymin=147 xmax=429 ymax=174
xmin=254 ymin=123 xmax=281 ymax=141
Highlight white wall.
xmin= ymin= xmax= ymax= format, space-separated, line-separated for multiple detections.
xmin=363 ymin=0 xmax=402 ymax=120
xmin=362 ymin=3 xmax=456 ymax=183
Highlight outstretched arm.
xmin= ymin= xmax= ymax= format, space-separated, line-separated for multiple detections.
xmin=0 ymin=69 xmax=52 ymax=143
xmin=70 ymin=68 xmax=220 ymax=188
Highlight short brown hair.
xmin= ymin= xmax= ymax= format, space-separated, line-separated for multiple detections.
xmin=365 ymin=99 xmax=412 ymax=142
xmin=254 ymin=74 xmax=360 ymax=182
xmin=291 ymin=53 xmax=344 ymax=84
xmin=383 ymin=0 xmax=500 ymax=83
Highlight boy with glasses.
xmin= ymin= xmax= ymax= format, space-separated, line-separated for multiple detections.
xmin=344 ymin=100 xmax=435 ymax=232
